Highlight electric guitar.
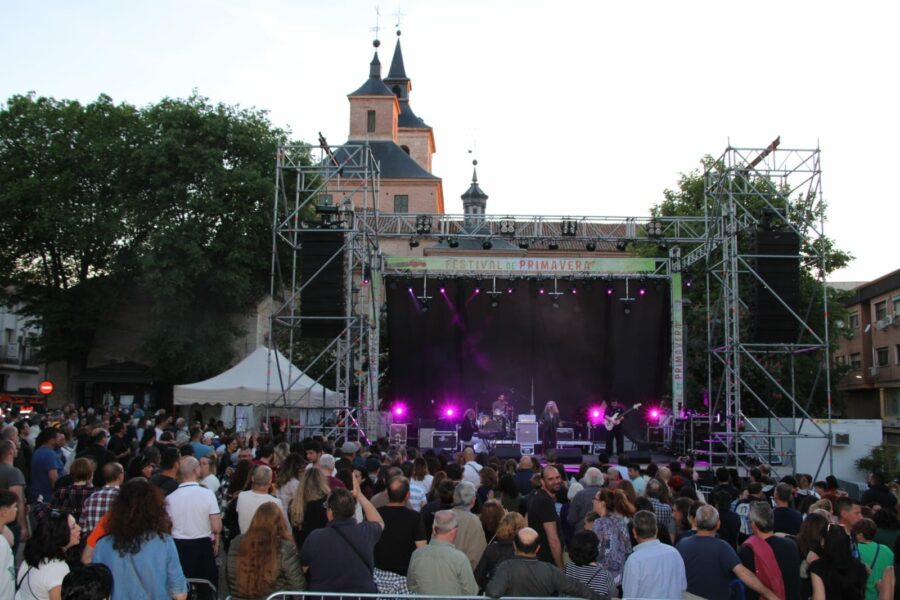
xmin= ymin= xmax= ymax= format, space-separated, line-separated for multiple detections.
xmin=603 ymin=403 xmax=642 ymax=431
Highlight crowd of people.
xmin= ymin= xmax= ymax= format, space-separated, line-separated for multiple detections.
xmin=0 ymin=403 xmax=897 ymax=600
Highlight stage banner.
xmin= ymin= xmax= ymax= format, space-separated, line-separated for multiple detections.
xmin=670 ymin=272 xmax=684 ymax=414
xmin=384 ymin=256 xmax=658 ymax=275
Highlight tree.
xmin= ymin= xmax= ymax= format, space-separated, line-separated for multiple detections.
xmin=0 ymin=93 xmax=145 ymax=377
xmin=651 ymin=157 xmax=853 ymax=417
xmin=0 ymin=92 xmax=297 ymax=388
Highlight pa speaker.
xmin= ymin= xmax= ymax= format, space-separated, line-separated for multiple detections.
xmin=299 ymin=230 xmax=346 ymax=338
xmin=621 ymin=450 xmax=652 ymax=464
xmin=493 ymin=445 xmax=521 ymax=460
xmin=749 ymin=230 xmax=800 ymax=344
xmin=554 ymin=448 xmax=583 ymax=464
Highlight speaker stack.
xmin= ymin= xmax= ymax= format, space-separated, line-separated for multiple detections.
xmin=749 ymin=230 xmax=800 ymax=344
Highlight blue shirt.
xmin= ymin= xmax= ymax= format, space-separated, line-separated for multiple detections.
xmin=190 ymin=442 xmax=213 ymax=459
xmin=676 ymin=534 xmax=741 ymax=600
xmin=623 ymin=539 xmax=686 ymax=600
xmin=93 ymin=534 xmax=187 ymax=600
xmin=29 ymin=446 xmax=62 ymax=503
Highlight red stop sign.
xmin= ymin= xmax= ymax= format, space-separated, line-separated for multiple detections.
xmin=38 ymin=381 xmax=54 ymax=395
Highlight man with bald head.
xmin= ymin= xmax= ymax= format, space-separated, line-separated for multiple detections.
xmin=407 ymin=510 xmax=478 ymax=595
xmin=166 ymin=455 xmax=222 ymax=585
xmin=486 ymin=527 xmax=602 ymax=599
xmin=527 ymin=466 xmax=564 ymax=568
xmin=461 ymin=447 xmax=482 ymax=487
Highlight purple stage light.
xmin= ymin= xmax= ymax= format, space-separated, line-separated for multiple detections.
xmin=649 ymin=408 xmax=660 ymax=421
xmin=588 ymin=406 xmax=604 ymax=424
xmin=408 ymin=287 xmax=414 ymax=293
xmin=392 ymin=403 xmax=407 ymax=418
xmin=539 ymin=288 xmax=545 ymax=295
xmin=443 ymin=405 xmax=458 ymax=418
xmin=507 ymin=288 xmax=513 ymax=294
xmin=639 ymin=288 xmax=646 ymax=296
xmin=440 ymin=287 xmax=446 ymax=294
xmin=686 ymin=280 xmax=693 ymax=288
xmin=475 ymin=288 xmax=480 ymax=294
xmin=607 ymin=288 xmax=614 ymax=296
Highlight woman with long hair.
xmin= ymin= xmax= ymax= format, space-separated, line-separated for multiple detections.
xmin=540 ymin=401 xmax=560 ymax=450
xmin=288 ymin=467 xmax=330 ymax=549
xmin=426 ymin=471 xmax=448 ymax=504
xmin=17 ymin=510 xmax=81 ymax=600
xmin=796 ymin=512 xmax=831 ymax=600
xmin=496 ymin=473 xmax=521 ymax=514
xmin=411 ymin=457 xmax=433 ymax=494
xmin=474 ymin=511 xmax=525 ymax=590
xmin=477 ymin=466 xmax=499 ymax=506
xmin=91 ymin=478 xmax=187 ymax=600
xmin=227 ymin=502 xmax=304 ymax=600
xmin=592 ymin=488 xmax=633 ymax=588
xmin=274 ymin=453 xmax=305 ymax=509
xmin=479 ymin=499 xmax=506 ymax=541
xmin=807 ymin=522 xmax=867 ymax=600
xmin=222 ymin=459 xmax=255 ymax=548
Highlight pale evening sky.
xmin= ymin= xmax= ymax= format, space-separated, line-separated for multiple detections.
xmin=2 ymin=1 xmax=896 ymax=283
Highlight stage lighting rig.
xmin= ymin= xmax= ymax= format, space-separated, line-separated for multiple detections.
xmin=561 ymin=219 xmax=578 ymax=236
xmin=585 ymin=241 xmax=597 ymax=252
xmin=548 ymin=240 xmax=560 ymax=251
xmin=487 ymin=277 xmax=503 ymax=308
xmin=448 ymin=238 xmax=460 ymax=248
xmin=619 ymin=278 xmax=636 ymax=316
xmin=646 ymin=220 xmax=664 ymax=238
xmin=615 ymin=239 xmax=628 ymax=252
xmin=409 ymin=237 xmax=420 ymax=249
xmin=499 ymin=219 xmax=516 ymax=235
xmin=415 ymin=215 xmax=433 ymax=234
xmin=517 ymin=240 xmax=530 ymax=249
xmin=548 ymin=278 xmax=564 ymax=308
xmin=482 ymin=238 xmax=493 ymax=250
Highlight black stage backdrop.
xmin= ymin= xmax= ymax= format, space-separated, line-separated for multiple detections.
xmin=385 ymin=278 xmax=670 ymax=421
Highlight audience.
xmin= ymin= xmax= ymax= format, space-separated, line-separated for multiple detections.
xmin=17 ymin=510 xmax=81 ymax=600
xmin=407 ymin=509 xmax=478 ymax=595
xmin=622 ymin=510 xmax=686 ymax=600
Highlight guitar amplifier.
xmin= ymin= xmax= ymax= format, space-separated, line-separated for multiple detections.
xmin=389 ymin=424 xmax=407 ymax=446
xmin=432 ymin=430 xmax=457 ymax=450
xmin=516 ymin=422 xmax=539 ymax=445
xmin=419 ymin=427 xmax=435 ymax=448
xmin=557 ymin=427 xmax=574 ymax=441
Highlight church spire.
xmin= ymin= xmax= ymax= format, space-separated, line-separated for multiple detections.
xmin=461 ymin=160 xmax=488 ymax=230
xmin=349 ymin=40 xmax=394 ymax=97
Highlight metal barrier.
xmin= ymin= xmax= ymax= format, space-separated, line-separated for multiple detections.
xmin=263 ymin=592 xmax=604 ymax=600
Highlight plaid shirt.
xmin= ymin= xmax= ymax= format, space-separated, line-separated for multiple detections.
xmin=79 ymin=486 xmax=120 ymax=533
xmin=48 ymin=484 xmax=96 ymax=523
xmin=648 ymin=497 xmax=674 ymax=534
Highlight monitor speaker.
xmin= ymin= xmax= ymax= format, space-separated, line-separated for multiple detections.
xmin=493 ymin=445 xmax=522 ymax=460
xmin=554 ymin=448 xmax=583 ymax=464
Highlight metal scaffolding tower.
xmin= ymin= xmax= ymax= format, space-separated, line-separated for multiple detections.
xmin=687 ymin=140 xmax=834 ymax=476
xmin=267 ymin=142 xmax=382 ymax=443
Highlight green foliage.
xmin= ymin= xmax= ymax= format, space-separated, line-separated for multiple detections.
xmin=0 ymin=92 xmax=297 ymax=383
xmin=651 ymin=158 xmax=853 ymax=417
xmin=856 ymin=444 xmax=900 ymax=480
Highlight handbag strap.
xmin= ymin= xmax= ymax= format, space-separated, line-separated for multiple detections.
xmin=332 ymin=525 xmax=373 ymax=574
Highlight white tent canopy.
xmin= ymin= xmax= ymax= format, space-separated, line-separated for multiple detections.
xmin=173 ymin=347 xmax=342 ymax=407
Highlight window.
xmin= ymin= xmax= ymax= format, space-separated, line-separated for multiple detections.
xmin=893 ymin=296 xmax=900 ymax=316
xmin=875 ymin=300 xmax=887 ymax=321
xmin=877 ymin=347 xmax=889 ymax=367
xmin=848 ymin=313 xmax=859 ymax=331
xmin=850 ymin=353 xmax=862 ymax=370
xmin=896 ymin=344 xmax=900 ymax=365
xmin=393 ymin=195 xmax=408 ymax=213
xmin=366 ymin=110 xmax=376 ymax=133
xmin=886 ymin=389 xmax=900 ymax=419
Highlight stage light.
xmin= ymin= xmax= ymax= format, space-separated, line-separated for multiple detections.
xmin=607 ymin=288 xmax=614 ymax=296
xmin=440 ymin=286 xmax=446 ymax=294
xmin=448 ymin=238 xmax=460 ymax=248
xmin=482 ymin=239 xmax=493 ymax=250
xmin=518 ymin=240 xmax=530 ymax=249
xmin=362 ymin=266 xmax=372 ymax=286
xmin=443 ymin=406 xmax=458 ymax=419
xmin=539 ymin=288 xmax=545 ymax=295
xmin=639 ymin=288 xmax=646 ymax=296
xmin=392 ymin=403 xmax=408 ymax=418
xmin=548 ymin=241 xmax=559 ymax=251
xmin=615 ymin=240 xmax=628 ymax=252
xmin=420 ymin=297 xmax=430 ymax=312
xmin=586 ymin=241 xmax=597 ymax=252
xmin=490 ymin=297 xmax=500 ymax=308
xmin=569 ymin=283 xmax=578 ymax=295
xmin=415 ymin=215 xmax=433 ymax=234
xmin=623 ymin=303 xmax=632 ymax=315
xmin=474 ymin=288 xmax=480 ymax=294
xmin=588 ymin=406 xmax=604 ymax=425
xmin=507 ymin=287 xmax=513 ymax=294
xmin=409 ymin=237 xmax=420 ymax=249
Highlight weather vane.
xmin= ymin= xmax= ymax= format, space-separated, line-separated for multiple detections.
xmin=371 ymin=7 xmax=381 ymax=46
xmin=393 ymin=5 xmax=405 ymax=35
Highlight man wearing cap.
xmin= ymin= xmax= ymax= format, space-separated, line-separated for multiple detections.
xmin=337 ymin=441 xmax=359 ymax=472
xmin=317 ymin=454 xmax=346 ymax=490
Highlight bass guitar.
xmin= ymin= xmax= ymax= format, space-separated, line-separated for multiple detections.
xmin=603 ymin=403 xmax=642 ymax=431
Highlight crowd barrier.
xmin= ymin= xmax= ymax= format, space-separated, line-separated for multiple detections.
xmin=260 ymin=594 xmax=606 ymax=600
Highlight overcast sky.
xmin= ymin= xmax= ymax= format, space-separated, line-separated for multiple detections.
xmin=2 ymin=1 xmax=896 ymax=283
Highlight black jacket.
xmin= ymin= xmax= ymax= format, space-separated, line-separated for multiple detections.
xmin=485 ymin=556 xmax=606 ymax=600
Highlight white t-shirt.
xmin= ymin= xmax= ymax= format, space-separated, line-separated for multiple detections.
xmin=463 ymin=461 xmax=482 ymax=487
xmin=0 ymin=536 xmax=13 ymax=600
xmin=411 ymin=474 xmax=434 ymax=493
xmin=15 ymin=559 xmax=69 ymax=600
xmin=200 ymin=474 xmax=221 ymax=496
xmin=166 ymin=482 xmax=220 ymax=540
xmin=236 ymin=490 xmax=284 ymax=534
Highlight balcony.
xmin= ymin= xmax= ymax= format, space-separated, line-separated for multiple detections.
xmin=0 ymin=344 xmax=38 ymax=366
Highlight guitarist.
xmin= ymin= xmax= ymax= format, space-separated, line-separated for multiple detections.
xmin=604 ymin=398 xmax=626 ymax=458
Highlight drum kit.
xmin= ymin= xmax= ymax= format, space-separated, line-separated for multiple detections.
xmin=471 ymin=404 xmax=517 ymax=452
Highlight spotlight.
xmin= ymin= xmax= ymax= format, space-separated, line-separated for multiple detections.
xmin=569 ymin=283 xmax=578 ymax=295
xmin=518 ymin=240 xmax=530 ymax=249
xmin=392 ymin=403 xmax=408 ymax=418
xmin=448 ymin=238 xmax=460 ymax=248
xmin=362 ymin=266 xmax=372 ymax=286
xmin=409 ymin=237 xmax=420 ymax=249
xmin=442 ymin=406 xmax=458 ymax=419
xmin=588 ymin=406 xmax=604 ymax=425
xmin=615 ymin=240 xmax=628 ymax=252
xmin=474 ymin=288 xmax=480 ymax=294
xmin=548 ymin=241 xmax=559 ymax=251
xmin=649 ymin=408 xmax=660 ymax=422
xmin=507 ymin=287 xmax=513 ymax=294
xmin=586 ymin=241 xmax=597 ymax=252
xmin=561 ymin=220 xmax=578 ymax=236
xmin=639 ymin=288 xmax=646 ymax=296
xmin=408 ymin=287 xmax=414 ymax=293
xmin=539 ymin=287 xmax=545 ymax=295
xmin=439 ymin=287 xmax=446 ymax=294
xmin=607 ymin=287 xmax=614 ymax=296
xmin=482 ymin=239 xmax=493 ymax=250
xmin=415 ymin=214 xmax=433 ymax=234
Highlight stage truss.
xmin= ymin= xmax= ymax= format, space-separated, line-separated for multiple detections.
xmin=268 ymin=139 xmax=835 ymax=477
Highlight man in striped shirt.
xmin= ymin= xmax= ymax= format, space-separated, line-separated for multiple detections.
xmin=79 ymin=462 xmax=124 ymax=535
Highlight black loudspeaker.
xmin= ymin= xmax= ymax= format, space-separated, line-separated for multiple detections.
xmin=750 ymin=230 xmax=800 ymax=344
xmin=299 ymin=230 xmax=346 ymax=338
xmin=621 ymin=450 xmax=652 ymax=464
xmin=554 ymin=448 xmax=584 ymax=464
xmin=493 ymin=445 xmax=521 ymax=460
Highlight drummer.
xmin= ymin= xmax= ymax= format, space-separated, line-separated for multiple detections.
xmin=492 ymin=394 xmax=510 ymax=413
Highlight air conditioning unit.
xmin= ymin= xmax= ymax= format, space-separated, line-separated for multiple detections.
xmin=892 ymin=314 xmax=900 ymax=327
xmin=869 ymin=366 xmax=879 ymax=377
xmin=877 ymin=318 xmax=892 ymax=331
xmin=832 ymin=432 xmax=850 ymax=446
